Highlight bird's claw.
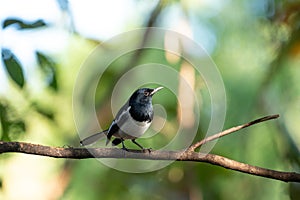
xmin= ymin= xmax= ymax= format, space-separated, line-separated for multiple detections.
xmin=122 ymin=147 xmax=129 ymax=151
xmin=142 ymin=148 xmax=152 ymax=153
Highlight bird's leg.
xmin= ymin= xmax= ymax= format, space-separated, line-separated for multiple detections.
xmin=120 ymin=139 xmax=129 ymax=151
xmin=131 ymin=139 xmax=151 ymax=153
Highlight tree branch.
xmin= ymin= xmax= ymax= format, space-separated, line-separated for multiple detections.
xmin=0 ymin=141 xmax=299 ymax=183
xmin=188 ymin=114 xmax=280 ymax=151
xmin=1 ymin=114 xmax=299 ymax=183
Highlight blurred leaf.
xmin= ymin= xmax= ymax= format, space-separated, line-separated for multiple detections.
xmin=9 ymin=120 xmax=26 ymax=135
xmin=1 ymin=48 xmax=25 ymax=88
xmin=31 ymin=102 xmax=55 ymax=120
xmin=36 ymin=51 xmax=58 ymax=91
xmin=290 ymin=182 xmax=300 ymax=200
xmin=0 ymin=102 xmax=25 ymax=141
xmin=0 ymin=103 xmax=10 ymax=141
xmin=2 ymin=18 xmax=47 ymax=29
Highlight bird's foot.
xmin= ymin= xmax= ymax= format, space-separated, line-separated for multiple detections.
xmin=142 ymin=148 xmax=152 ymax=153
xmin=121 ymin=147 xmax=129 ymax=151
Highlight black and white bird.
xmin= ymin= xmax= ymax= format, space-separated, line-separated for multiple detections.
xmin=80 ymin=87 xmax=163 ymax=151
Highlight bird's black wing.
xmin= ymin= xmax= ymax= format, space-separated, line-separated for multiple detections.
xmin=115 ymin=100 xmax=130 ymax=121
xmin=106 ymin=121 xmax=120 ymax=141
xmin=106 ymin=109 xmax=131 ymax=140
xmin=106 ymin=102 xmax=131 ymax=145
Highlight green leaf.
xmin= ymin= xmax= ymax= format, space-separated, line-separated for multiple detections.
xmin=0 ymin=102 xmax=25 ymax=141
xmin=9 ymin=120 xmax=26 ymax=136
xmin=36 ymin=51 xmax=58 ymax=91
xmin=2 ymin=18 xmax=47 ymax=29
xmin=31 ymin=102 xmax=55 ymax=120
xmin=1 ymin=48 xmax=25 ymax=88
xmin=0 ymin=103 xmax=10 ymax=141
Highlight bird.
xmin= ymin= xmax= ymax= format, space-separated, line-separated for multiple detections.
xmin=80 ymin=87 xmax=163 ymax=151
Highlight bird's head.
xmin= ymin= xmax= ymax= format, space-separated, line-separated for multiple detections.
xmin=129 ymin=87 xmax=163 ymax=106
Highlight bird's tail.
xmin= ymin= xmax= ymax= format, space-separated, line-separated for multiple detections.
xmin=105 ymin=136 xmax=111 ymax=146
xmin=80 ymin=130 xmax=108 ymax=146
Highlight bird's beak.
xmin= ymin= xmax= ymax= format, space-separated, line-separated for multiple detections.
xmin=150 ymin=86 xmax=164 ymax=96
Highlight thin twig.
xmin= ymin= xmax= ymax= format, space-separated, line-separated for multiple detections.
xmin=188 ymin=114 xmax=280 ymax=152
xmin=0 ymin=141 xmax=299 ymax=182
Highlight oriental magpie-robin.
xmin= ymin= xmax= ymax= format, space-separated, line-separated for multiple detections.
xmin=80 ymin=87 xmax=163 ymax=151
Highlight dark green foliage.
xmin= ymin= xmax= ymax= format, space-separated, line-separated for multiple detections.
xmin=2 ymin=18 xmax=47 ymax=30
xmin=0 ymin=103 xmax=10 ymax=141
xmin=31 ymin=102 xmax=55 ymax=120
xmin=36 ymin=51 xmax=58 ymax=91
xmin=0 ymin=102 xmax=26 ymax=141
xmin=1 ymin=48 xmax=25 ymax=88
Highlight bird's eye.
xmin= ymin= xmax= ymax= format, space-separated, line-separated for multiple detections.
xmin=144 ymin=91 xmax=150 ymax=96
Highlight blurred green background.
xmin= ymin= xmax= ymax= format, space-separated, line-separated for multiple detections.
xmin=1 ymin=0 xmax=300 ymax=199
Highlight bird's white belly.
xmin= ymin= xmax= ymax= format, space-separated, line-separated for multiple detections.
xmin=119 ymin=118 xmax=151 ymax=139
xmin=113 ymin=106 xmax=151 ymax=139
